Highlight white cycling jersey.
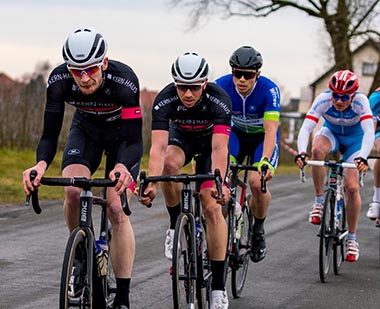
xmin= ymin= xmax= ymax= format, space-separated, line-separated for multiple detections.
xmin=297 ymin=90 xmax=374 ymax=160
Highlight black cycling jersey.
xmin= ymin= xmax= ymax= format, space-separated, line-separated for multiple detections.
xmin=152 ymin=82 xmax=232 ymax=134
xmin=36 ymin=60 xmax=143 ymax=174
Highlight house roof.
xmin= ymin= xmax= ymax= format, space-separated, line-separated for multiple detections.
xmin=309 ymin=38 xmax=380 ymax=87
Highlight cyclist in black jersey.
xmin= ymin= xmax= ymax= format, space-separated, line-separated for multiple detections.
xmin=139 ymin=52 xmax=231 ymax=309
xmin=22 ymin=27 xmax=142 ymax=309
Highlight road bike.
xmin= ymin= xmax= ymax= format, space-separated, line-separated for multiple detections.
xmin=224 ymin=162 xmax=267 ymax=298
xmin=26 ymin=171 xmax=130 ymax=309
xmin=138 ymin=169 xmax=222 ymax=309
xmin=303 ymin=159 xmax=356 ymax=283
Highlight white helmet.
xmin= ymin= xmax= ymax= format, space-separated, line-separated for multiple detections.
xmin=62 ymin=27 xmax=108 ymax=67
xmin=171 ymin=52 xmax=209 ymax=83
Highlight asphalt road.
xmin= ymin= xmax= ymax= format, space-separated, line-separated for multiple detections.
xmin=0 ymin=171 xmax=379 ymax=308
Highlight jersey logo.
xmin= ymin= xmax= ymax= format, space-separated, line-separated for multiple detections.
xmin=67 ymin=148 xmax=81 ymax=156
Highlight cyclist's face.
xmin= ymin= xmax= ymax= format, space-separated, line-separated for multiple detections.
xmin=232 ymin=69 xmax=259 ymax=97
xmin=332 ymin=93 xmax=354 ymax=111
xmin=70 ymin=58 xmax=108 ymax=95
xmin=175 ymin=80 xmax=207 ymax=108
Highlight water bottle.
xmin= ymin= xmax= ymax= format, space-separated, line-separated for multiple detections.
xmin=336 ymin=196 xmax=343 ymax=220
xmin=96 ymin=238 xmax=109 ymax=276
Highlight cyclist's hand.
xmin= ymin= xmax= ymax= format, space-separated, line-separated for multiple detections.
xmin=295 ymin=153 xmax=309 ymax=169
xmin=22 ymin=163 xmax=46 ymax=195
xmin=211 ymin=185 xmax=230 ymax=205
xmin=257 ymin=157 xmax=275 ymax=180
xmin=137 ymin=183 xmax=158 ymax=206
xmin=354 ymin=156 xmax=368 ymax=173
xmin=110 ymin=164 xmax=133 ymax=195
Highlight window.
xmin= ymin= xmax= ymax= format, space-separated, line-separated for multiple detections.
xmin=362 ymin=62 xmax=375 ymax=76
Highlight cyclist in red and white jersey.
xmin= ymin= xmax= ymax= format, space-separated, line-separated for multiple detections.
xmin=22 ymin=27 xmax=142 ymax=309
xmin=295 ymin=70 xmax=374 ymax=262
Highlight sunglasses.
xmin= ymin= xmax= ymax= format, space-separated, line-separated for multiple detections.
xmin=175 ymin=82 xmax=205 ymax=93
xmin=68 ymin=62 xmax=103 ymax=77
xmin=332 ymin=92 xmax=353 ymax=102
xmin=232 ymin=70 xmax=257 ymax=80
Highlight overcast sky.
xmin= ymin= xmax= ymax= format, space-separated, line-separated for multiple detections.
xmin=0 ymin=0 xmax=328 ymax=100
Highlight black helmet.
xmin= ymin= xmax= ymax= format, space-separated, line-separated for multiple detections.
xmin=229 ymin=46 xmax=263 ymax=70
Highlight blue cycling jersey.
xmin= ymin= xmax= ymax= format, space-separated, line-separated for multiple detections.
xmin=370 ymin=90 xmax=380 ymax=121
xmin=215 ymin=74 xmax=280 ymax=134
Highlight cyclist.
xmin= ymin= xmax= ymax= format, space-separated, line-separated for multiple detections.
xmin=295 ymin=70 xmax=374 ymax=262
xmin=366 ymin=87 xmax=380 ymax=219
xmin=215 ymin=46 xmax=280 ymax=263
xmin=22 ymin=27 xmax=142 ymax=309
xmin=138 ymin=51 xmax=231 ymax=308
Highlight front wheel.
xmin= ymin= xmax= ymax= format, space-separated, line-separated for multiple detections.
xmin=60 ymin=228 xmax=91 ymax=309
xmin=172 ymin=214 xmax=197 ymax=309
xmin=333 ymin=194 xmax=346 ymax=275
xmin=231 ymin=203 xmax=251 ymax=298
xmin=319 ymin=190 xmax=334 ymax=283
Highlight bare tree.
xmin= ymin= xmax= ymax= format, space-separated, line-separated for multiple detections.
xmin=170 ymin=0 xmax=380 ymax=89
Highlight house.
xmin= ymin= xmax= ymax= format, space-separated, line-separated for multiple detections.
xmin=309 ymin=38 xmax=380 ymax=101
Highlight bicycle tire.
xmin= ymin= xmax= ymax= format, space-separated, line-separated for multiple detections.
xmin=224 ymin=198 xmax=234 ymax=284
xmin=196 ymin=219 xmax=212 ymax=309
xmin=231 ymin=203 xmax=251 ymax=298
xmin=319 ymin=190 xmax=334 ymax=283
xmin=172 ymin=213 xmax=197 ymax=309
xmin=101 ymin=226 xmax=116 ymax=309
xmin=333 ymin=193 xmax=346 ymax=275
xmin=60 ymin=228 xmax=92 ymax=309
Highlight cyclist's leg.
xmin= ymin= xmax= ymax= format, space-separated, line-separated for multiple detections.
xmin=311 ymin=128 xmax=335 ymax=197
xmin=106 ymin=187 xmax=135 ymax=307
xmin=61 ymin=124 xmax=102 ymax=232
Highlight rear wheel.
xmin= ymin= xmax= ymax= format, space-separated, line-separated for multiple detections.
xmin=231 ymin=203 xmax=251 ymax=298
xmin=172 ymin=214 xmax=197 ymax=309
xmin=60 ymin=228 xmax=91 ymax=309
xmin=333 ymin=193 xmax=346 ymax=275
xmin=319 ymin=190 xmax=334 ymax=283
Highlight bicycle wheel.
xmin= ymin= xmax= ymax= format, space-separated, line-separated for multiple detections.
xmin=231 ymin=202 xmax=251 ymax=298
xmin=319 ymin=190 xmax=334 ymax=283
xmin=223 ymin=199 xmax=234 ymax=284
xmin=102 ymin=227 xmax=116 ymax=309
xmin=172 ymin=213 xmax=197 ymax=309
xmin=333 ymin=194 xmax=346 ymax=275
xmin=196 ymin=225 xmax=212 ymax=309
xmin=60 ymin=228 xmax=91 ymax=309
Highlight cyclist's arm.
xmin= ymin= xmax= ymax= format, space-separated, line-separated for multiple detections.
xmin=262 ymin=119 xmax=278 ymax=162
xmin=359 ymin=117 xmax=375 ymax=159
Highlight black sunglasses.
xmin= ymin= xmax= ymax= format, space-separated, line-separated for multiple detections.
xmin=175 ymin=82 xmax=205 ymax=92
xmin=332 ymin=92 xmax=353 ymax=102
xmin=232 ymin=70 xmax=257 ymax=80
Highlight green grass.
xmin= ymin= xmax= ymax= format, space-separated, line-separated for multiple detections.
xmin=0 ymin=148 xmax=298 ymax=204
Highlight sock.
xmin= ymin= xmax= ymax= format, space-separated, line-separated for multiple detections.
xmin=211 ymin=260 xmax=225 ymax=291
xmin=373 ymin=186 xmax=380 ymax=202
xmin=315 ymin=195 xmax=324 ymax=204
xmin=347 ymin=233 xmax=356 ymax=241
xmin=114 ymin=278 xmax=130 ymax=307
xmin=253 ymin=216 xmax=266 ymax=233
xmin=167 ymin=203 xmax=181 ymax=229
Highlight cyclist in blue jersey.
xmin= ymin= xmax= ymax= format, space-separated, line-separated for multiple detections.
xmin=367 ymin=87 xmax=380 ymax=219
xmin=295 ymin=70 xmax=374 ymax=262
xmin=22 ymin=27 xmax=142 ymax=309
xmin=215 ymin=46 xmax=281 ymax=263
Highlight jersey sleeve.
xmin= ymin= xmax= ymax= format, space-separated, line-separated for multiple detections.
xmin=36 ymin=67 xmax=67 ymax=167
xmin=116 ymin=70 xmax=143 ymax=173
xmin=263 ymin=83 xmax=281 ymax=122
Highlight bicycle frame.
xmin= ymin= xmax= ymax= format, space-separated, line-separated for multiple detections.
xmin=138 ymin=169 xmax=223 ymax=308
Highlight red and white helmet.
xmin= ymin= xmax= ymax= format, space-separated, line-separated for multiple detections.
xmin=328 ymin=70 xmax=359 ymax=95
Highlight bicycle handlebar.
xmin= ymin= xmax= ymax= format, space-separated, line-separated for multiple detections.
xmin=25 ymin=170 xmax=131 ymax=216
xmin=229 ymin=163 xmax=267 ymax=193
xmin=138 ymin=168 xmax=224 ymax=207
